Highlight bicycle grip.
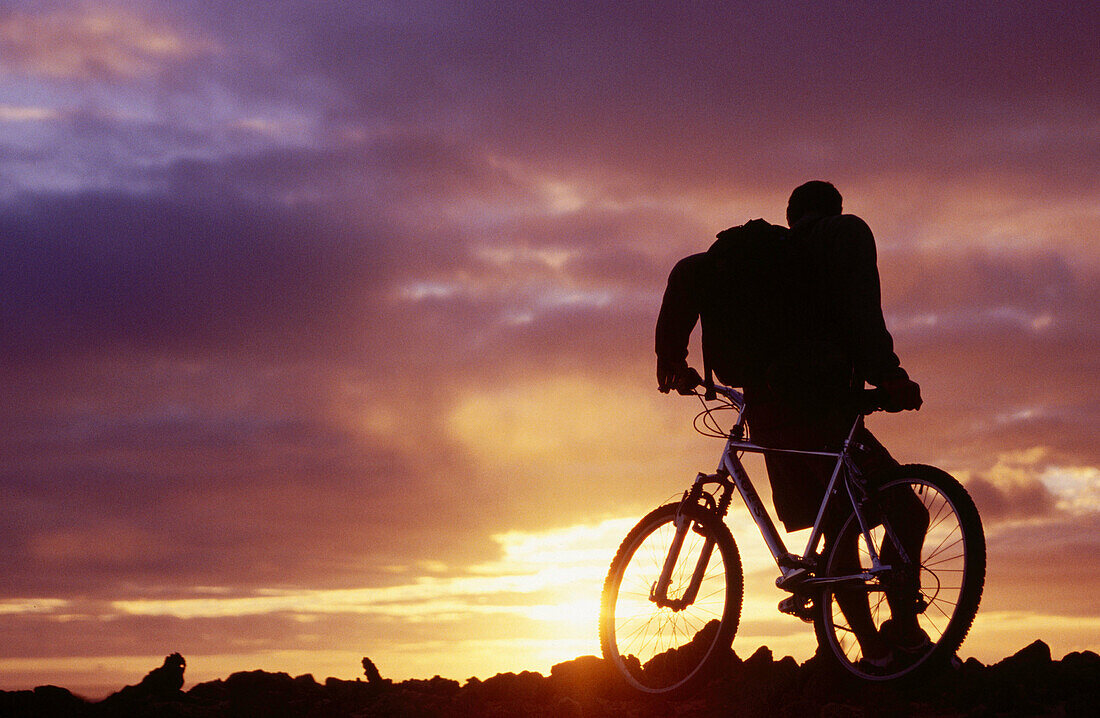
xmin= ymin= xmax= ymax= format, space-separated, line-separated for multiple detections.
xmin=858 ymin=388 xmax=885 ymax=415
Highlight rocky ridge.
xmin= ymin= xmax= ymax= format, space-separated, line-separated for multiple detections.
xmin=2 ymin=641 xmax=1097 ymax=717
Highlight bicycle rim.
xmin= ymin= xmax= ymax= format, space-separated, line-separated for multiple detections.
xmin=599 ymin=503 xmax=742 ymax=695
xmin=816 ymin=467 xmax=984 ymax=681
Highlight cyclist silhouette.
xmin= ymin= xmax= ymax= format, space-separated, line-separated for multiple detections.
xmin=655 ymin=180 xmax=928 ymax=668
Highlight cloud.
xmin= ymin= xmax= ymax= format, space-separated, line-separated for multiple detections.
xmin=0 ymin=192 xmax=388 ymax=362
xmin=0 ymin=390 xmax=521 ymax=600
xmin=294 ymin=1 xmax=1097 ymax=196
xmin=0 ymin=517 xmax=639 ymax=681
xmin=0 ymin=6 xmax=215 ymax=81
xmin=982 ymin=511 xmax=1100 ymax=617
xmin=960 ymin=450 xmax=1059 ymax=523
xmin=0 ymin=0 xmax=1097 ymax=689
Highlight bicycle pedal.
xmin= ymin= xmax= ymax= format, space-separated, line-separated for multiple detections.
xmin=778 ymin=595 xmax=814 ymax=623
xmin=775 ymin=567 xmax=809 ymax=591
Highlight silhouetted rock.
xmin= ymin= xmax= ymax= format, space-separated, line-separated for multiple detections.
xmin=147 ymin=653 xmax=187 ymax=693
xmin=1057 ymin=650 xmax=1100 ymax=717
xmin=398 ymin=675 xmax=461 ymax=696
xmin=220 ymin=669 xmax=322 ymax=716
xmin=187 ymin=677 xmax=230 ymax=704
xmin=994 ymin=638 xmax=1052 ymax=675
xmin=464 ymin=670 xmax=550 ymax=704
xmin=548 ymin=655 xmax=625 ymax=700
xmin=320 ymin=676 xmax=388 ymax=714
xmin=3 ymin=641 xmax=1099 ymax=717
xmin=0 ymin=685 xmax=88 ymax=718
xmin=1059 ymin=649 xmax=1100 ymax=687
xmin=96 ymin=653 xmax=189 ymax=716
xmin=707 ymin=645 xmax=810 ymax=717
xmin=362 ymin=655 xmax=392 ymax=687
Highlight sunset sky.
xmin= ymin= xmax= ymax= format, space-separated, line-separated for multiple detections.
xmin=1 ymin=0 xmax=1098 ymax=698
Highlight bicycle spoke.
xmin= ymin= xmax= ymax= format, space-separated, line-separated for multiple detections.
xmin=833 ymin=622 xmax=856 ymax=636
xmin=928 ymin=597 xmax=955 ymax=622
xmin=924 ymin=535 xmax=964 ymax=565
xmin=697 ymin=585 xmax=726 ymax=602
xmin=603 ymin=504 xmax=738 ymax=695
xmin=923 ymin=594 xmax=957 ymax=610
xmin=920 ymin=609 xmax=946 ymax=638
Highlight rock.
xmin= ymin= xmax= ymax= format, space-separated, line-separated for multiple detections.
xmin=0 ymin=685 xmax=89 ymax=718
xmin=97 ymin=654 xmax=190 ymax=715
xmin=463 ymin=670 xmax=550 ymax=703
xmin=3 ymin=638 xmax=1094 ymax=717
xmin=1059 ymin=649 xmax=1100 ymax=676
xmin=549 ymin=655 xmax=622 ymax=699
xmin=398 ymin=675 xmax=461 ymax=696
xmin=1053 ymin=650 xmax=1100 ymax=716
xmin=187 ymin=678 xmax=230 ymax=704
xmin=143 ymin=653 xmax=186 ymax=693
xmin=744 ymin=645 xmax=773 ymax=667
xmin=552 ymin=695 xmax=584 ymax=718
xmin=361 ymin=656 xmax=384 ymax=685
xmin=820 ymin=702 xmax=866 ymax=718
xmin=994 ymin=639 xmax=1052 ymax=673
xmin=961 ymin=656 xmax=985 ymax=672
xmin=292 ymin=673 xmax=317 ymax=688
xmin=976 ymin=641 xmax=1057 ymax=715
xmin=220 ymin=669 xmax=323 ymax=716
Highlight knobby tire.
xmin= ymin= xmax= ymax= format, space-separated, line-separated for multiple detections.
xmin=813 ymin=464 xmax=985 ymax=682
xmin=599 ymin=502 xmax=743 ymax=696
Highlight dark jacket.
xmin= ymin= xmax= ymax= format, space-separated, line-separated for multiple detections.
xmin=654 ymin=213 xmax=906 ymax=530
xmin=655 ymin=214 xmax=907 ymax=400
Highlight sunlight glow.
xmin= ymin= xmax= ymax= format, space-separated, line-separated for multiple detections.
xmin=445 ymin=377 xmax=677 ymax=465
xmin=0 ymin=599 xmax=69 ymax=615
xmin=1041 ymin=465 xmax=1100 ymax=514
xmin=111 ymin=518 xmax=637 ymax=632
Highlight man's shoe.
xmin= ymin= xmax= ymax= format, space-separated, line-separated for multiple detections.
xmin=857 ymin=651 xmax=894 ymax=675
xmin=880 ymin=618 xmax=932 ymax=654
xmin=775 ymin=566 xmax=809 ymax=591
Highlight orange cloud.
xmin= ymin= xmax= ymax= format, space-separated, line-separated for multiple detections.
xmin=0 ymin=8 xmax=214 ymax=81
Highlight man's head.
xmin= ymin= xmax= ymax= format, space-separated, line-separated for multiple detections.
xmin=787 ymin=180 xmax=843 ymax=227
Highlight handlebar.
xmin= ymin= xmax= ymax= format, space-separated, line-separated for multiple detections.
xmin=695 ymin=381 xmax=889 ymax=416
xmin=702 ymin=383 xmax=745 ymax=409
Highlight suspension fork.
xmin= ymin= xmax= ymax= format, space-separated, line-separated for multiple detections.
xmin=650 ymin=473 xmax=720 ymax=610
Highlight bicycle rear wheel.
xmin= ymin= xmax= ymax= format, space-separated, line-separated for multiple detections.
xmin=814 ymin=464 xmax=985 ymax=681
xmin=599 ymin=502 xmax=742 ymax=696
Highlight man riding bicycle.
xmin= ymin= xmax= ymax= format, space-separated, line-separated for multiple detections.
xmin=654 ymin=180 xmax=927 ymax=669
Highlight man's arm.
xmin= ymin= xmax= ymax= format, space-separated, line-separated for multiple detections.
xmin=840 ymin=216 xmax=922 ymax=410
xmin=655 ymin=253 xmax=707 ymax=393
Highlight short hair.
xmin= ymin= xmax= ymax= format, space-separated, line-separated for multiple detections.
xmin=787 ymin=181 xmax=843 ymax=224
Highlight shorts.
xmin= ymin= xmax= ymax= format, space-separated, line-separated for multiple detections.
xmin=744 ymin=393 xmax=896 ymax=532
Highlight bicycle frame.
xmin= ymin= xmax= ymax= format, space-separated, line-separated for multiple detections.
xmin=651 ymin=385 xmax=910 ymax=608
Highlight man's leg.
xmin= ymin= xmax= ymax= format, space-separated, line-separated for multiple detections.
xmin=824 ymin=516 xmax=890 ymax=662
xmin=878 ymin=485 xmax=931 ymax=645
xmin=824 ymin=425 xmax=920 ymax=663
xmin=851 ymin=426 xmax=931 ymax=651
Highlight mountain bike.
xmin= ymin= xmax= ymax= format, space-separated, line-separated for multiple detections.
xmin=598 ymin=382 xmax=985 ymax=695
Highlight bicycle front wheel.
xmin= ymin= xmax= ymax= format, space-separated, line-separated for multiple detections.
xmin=814 ymin=464 xmax=985 ymax=682
xmin=599 ymin=502 xmax=743 ymax=696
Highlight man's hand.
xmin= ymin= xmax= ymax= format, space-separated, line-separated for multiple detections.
xmin=879 ymin=377 xmax=923 ymax=412
xmin=658 ymin=361 xmax=703 ymax=395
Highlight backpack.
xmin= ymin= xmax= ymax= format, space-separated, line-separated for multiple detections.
xmin=698 ymin=219 xmax=811 ymax=392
